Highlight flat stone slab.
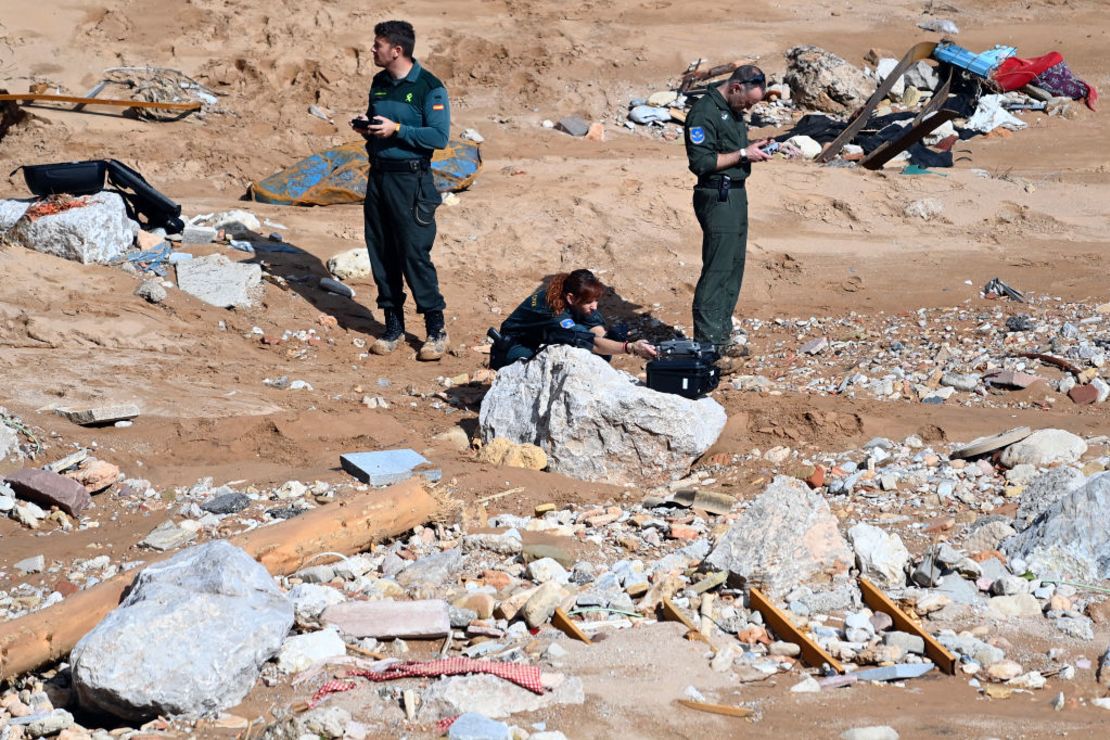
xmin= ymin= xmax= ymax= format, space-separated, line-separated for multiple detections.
xmin=140 ymin=520 xmax=197 ymax=551
xmin=175 ymin=254 xmax=262 ymax=308
xmin=4 ymin=468 xmax=91 ymax=517
xmin=951 ymin=427 xmax=1031 ymax=460
xmin=340 ymin=449 xmax=441 ymax=486
xmin=321 ymin=599 xmax=451 ymax=640
xmin=58 ymin=403 xmax=140 ymax=426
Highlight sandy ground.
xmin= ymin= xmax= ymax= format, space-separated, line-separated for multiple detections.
xmin=2 ymin=0 xmax=1109 ymax=736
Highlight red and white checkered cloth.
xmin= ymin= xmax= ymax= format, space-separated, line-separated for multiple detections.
xmin=307 ymin=679 xmax=357 ymax=708
xmin=347 ymin=657 xmax=546 ymax=695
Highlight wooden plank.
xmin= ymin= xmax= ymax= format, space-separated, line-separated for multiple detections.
xmin=660 ymin=596 xmax=699 ymax=631
xmin=551 ymin=607 xmax=593 ymax=644
xmin=748 ymin=586 xmax=844 ymax=673
xmin=0 ymin=478 xmax=436 ymax=680
xmin=0 ymin=93 xmax=201 ymax=111
xmin=676 ymin=699 xmax=754 ymax=719
xmin=858 ymin=577 xmax=957 ymax=675
xmin=816 ymin=41 xmax=938 ymax=163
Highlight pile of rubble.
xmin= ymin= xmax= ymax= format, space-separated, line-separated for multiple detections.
xmin=731 ymin=296 xmax=1110 ymax=407
xmin=3 ymin=410 xmax=1109 ymax=737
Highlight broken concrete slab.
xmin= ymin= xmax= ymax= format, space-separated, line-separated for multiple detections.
xmin=339 ymin=449 xmax=442 ymax=486
xmin=175 ymin=254 xmax=262 ymax=309
xmin=3 ymin=468 xmax=92 ymax=517
xmin=57 ymin=403 xmax=140 ymax=426
xmin=321 ymin=599 xmax=451 ymax=640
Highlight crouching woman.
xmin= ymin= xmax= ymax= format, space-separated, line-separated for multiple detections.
xmin=490 ymin=268 xmax=657 ymax=370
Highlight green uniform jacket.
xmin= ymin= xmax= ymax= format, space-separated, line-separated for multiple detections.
xmin=499 ymin=286 xmax=605 ymax=351
xmin=684 ymin=87 xmax=750 ymax=182
xmin=365 ymin=61 xmax=450 ymax=161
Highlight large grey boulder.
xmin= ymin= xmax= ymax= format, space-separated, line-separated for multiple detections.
xmin=0 ymin=198 xmax=32 ymax=233
xmin=848 ymin=523 xmax=910 ymax=588
xmin=705 ymin=476 xmax=854 ymax=598
xmin=784 ymin=46 xmax=873 ymax=114
xmin=478 ymin=346 xmax=725 ymax=485
xmin=1015 ymin=467 xmax=1086 ymax=530
xmin=176 ymin=254 xmax=263 ymax=308
xmin=1006 ymin=473 xmax=1110 ymax=581
xmin=7 ymin=192 xmax=137 ymax=264
xmin=71 ymin=541 xmax=293 ymax=721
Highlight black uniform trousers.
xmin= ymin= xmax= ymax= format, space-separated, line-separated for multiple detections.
xmin=363 ymin=165 xmax=446 ymax=315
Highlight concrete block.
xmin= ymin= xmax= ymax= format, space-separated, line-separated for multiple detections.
xmin=339 ymin=449 xmax=441 ymax=486
xmin=58 ymin=403 xmax=140 ymax=426
xmin=321 ymin=599 xmax=451 ymax=639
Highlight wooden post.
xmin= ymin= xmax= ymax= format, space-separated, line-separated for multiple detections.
xmin=0 ymin=479 xmax=437 ymax=680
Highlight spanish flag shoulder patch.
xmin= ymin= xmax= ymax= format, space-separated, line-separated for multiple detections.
xmin=432 ymin=103 xmax=445 ymax=111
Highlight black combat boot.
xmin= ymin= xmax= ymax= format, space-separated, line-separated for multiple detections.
xmin=371 ymin=310 xmax=405 ymax=355
xmin=417 ymin=310 xmax=449 ymax=362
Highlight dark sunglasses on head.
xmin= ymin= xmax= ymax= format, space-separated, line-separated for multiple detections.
xmin=736 ymin=73 xmax=766 ymax=87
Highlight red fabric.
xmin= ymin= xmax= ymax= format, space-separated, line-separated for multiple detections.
xmin=437 ymin=715 xmax=460 ymax=734
xmin=307 ymin=679 xmax=357 ymax=708
xmin=347 ymin=658 xmax=546 ymax=695
xmin=992 ymin=52 xmax=1063 ymax=92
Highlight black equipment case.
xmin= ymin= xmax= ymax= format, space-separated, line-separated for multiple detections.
xmin=15 ymin=160 xmax=107 ymax=196
xmin=645 ymin=340 xmax=720 ymax=399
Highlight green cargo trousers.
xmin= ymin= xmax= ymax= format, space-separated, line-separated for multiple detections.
xmin=363 ymin=167 xmax=446 ymax=314
xmin=692 ymin=184 xmax=748 ymax=348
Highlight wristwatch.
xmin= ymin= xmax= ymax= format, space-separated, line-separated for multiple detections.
xmin=738 ymin=147 xmax=749 ymax=162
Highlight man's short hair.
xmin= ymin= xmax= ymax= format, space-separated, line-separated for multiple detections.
xmin=374 ymin=20 xmax=416 ymax=58
xmin=728 ymin=65 xmax=766 ymax=90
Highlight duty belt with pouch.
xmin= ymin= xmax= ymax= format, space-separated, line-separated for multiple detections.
xmin=371 ymin=158 xmax=431 ymax=173
xmin=696 ymin=174 xmax=744 ymax=202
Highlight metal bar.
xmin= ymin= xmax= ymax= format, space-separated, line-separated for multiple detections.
xmin=0 ymin=93 xmax=201 ymax=111
xmin=816 ymin=41 xmax=938 ymax=163
xmin=857 ymin=578 xmax=957 ymax=675
xmin=748 ymin=586 xmax=844 ymax=673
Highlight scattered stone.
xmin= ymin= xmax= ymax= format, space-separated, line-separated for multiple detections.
xmin=211 ymin=209 xmax=261 ymax=237
xmin=848 ymin=523 xmax=910 ymax=589
xmin=448 ymin=713 xmax=512 ymax=740
xmin=1015 ymin=467 xmax=1086 ymax=529
xmin=201 ymin=492 xmax=250 ymax=515
xmin=181 ymin=224 xmax=218 ymax=243
xmin=883 ymin=631 xmax=925 ymax=655
xmin=904 ymin=198 xmax=944 ymax=221
xmin=4 ymin=468 xmax=92 ymax=517
xmin=396 ymin=549 xmax=463 ymax=589
xmin=988 ymin=594 xmax=1042 ymax=619
xmin=24 ymin=708 xmax=75 ymax=737
xmin=321 ymin=599 xmax=451 ymax=640
xmin=15 ymin=554 xmax=45 ymax=575
xmin=319 ymin=277 xmax=355 ymax=299
xmin=9 ymin=192 xmax=136 ymax=264
xmin=791 ymin=676 xmax=822 ymax=693
xmin=999 ymin=429 xmax=1087 ymax=468
xmin=965 ymin=520 xmax=1018 ymax=553
xmin=327 ymin=248 xmax=372 ymax=280
xmin=276 ymin=627 xmax=347 ymax=674
xmin=71 ymin=541 xmax=293 ymax=721
xmin=340 ymin=449 xmax=442 ymax=486
xmin=555 ymin=116 xmax=590 ymax=137
xmin=987 ymin=660 xmax=1024 ymax=681
xmin=480 ymin=346 xmax=726 ymax=485
xmin=64 ymin=458 xmax=121 ymax=494
xmin=135 ymin=280 xmax=167 ymax=304
xmin=287 ymin=583 xmax=346 ymax=623
xmin=522 ymin=581 xmax=569 ymax=628
xmin=705 ymin=476 xmax=853 ymax=598
xmin=139 ymin=520 xmax=198 ymax=551
xmin=175 ymin=254 xmax=263 ymax=309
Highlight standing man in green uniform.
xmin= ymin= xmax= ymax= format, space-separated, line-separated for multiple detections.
xmin=684 ymin=65 xmax=771 ymax=371
xmin=352 ymin=20 xmax=451 ymax=362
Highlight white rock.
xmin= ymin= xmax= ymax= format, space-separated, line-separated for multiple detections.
xmin=647 ymin=91 xmax=679 ymax=107
xmin=526 ymin=557 xmax=569 ymax=584
xmin=479 ymin=346 xmax=726 ymax=485
xmin=791 ymin=676 xmax=821 ymax=693
xmin=904 ymin=198 xmax=944 ymax=220
xmin=287 ymin=583 xmax=347 ymax=623
xmin=9 ymin=192 xmax=137 ymax=264
xmin=1000 ymin=429 xmax=1087 ymax=468
xmin=848 ymin=523 xmax=910 ymax=589
xmin=785 ymin=135 xmax=822 ymax=159
xmin=276 ymin=628 xmax=347 ymax=674
xmin=211 ymin=209 xmax=261 ymax=237
xmin=327 ymin=248 xmax=372 ymax=280
xmin=841 ymin=727 xmax=898 ymax=740
xmin=875 ymin=58 xmax=905 ymax=98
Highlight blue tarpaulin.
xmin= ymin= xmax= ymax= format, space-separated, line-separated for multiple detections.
xmin=250 ymin=140 xmax=481 ymax=206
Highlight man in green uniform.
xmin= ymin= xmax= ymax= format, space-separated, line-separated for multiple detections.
xmin=684 ymin=65 xmax=771 ymax=371
xmin=352 ymin=20 xmax=451 ymax=362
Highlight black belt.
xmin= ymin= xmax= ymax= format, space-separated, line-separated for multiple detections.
xmin=371 ymin=158 xmax=431 ymax=173
xmin=696 ymin=176 xmax=745 ymax=188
